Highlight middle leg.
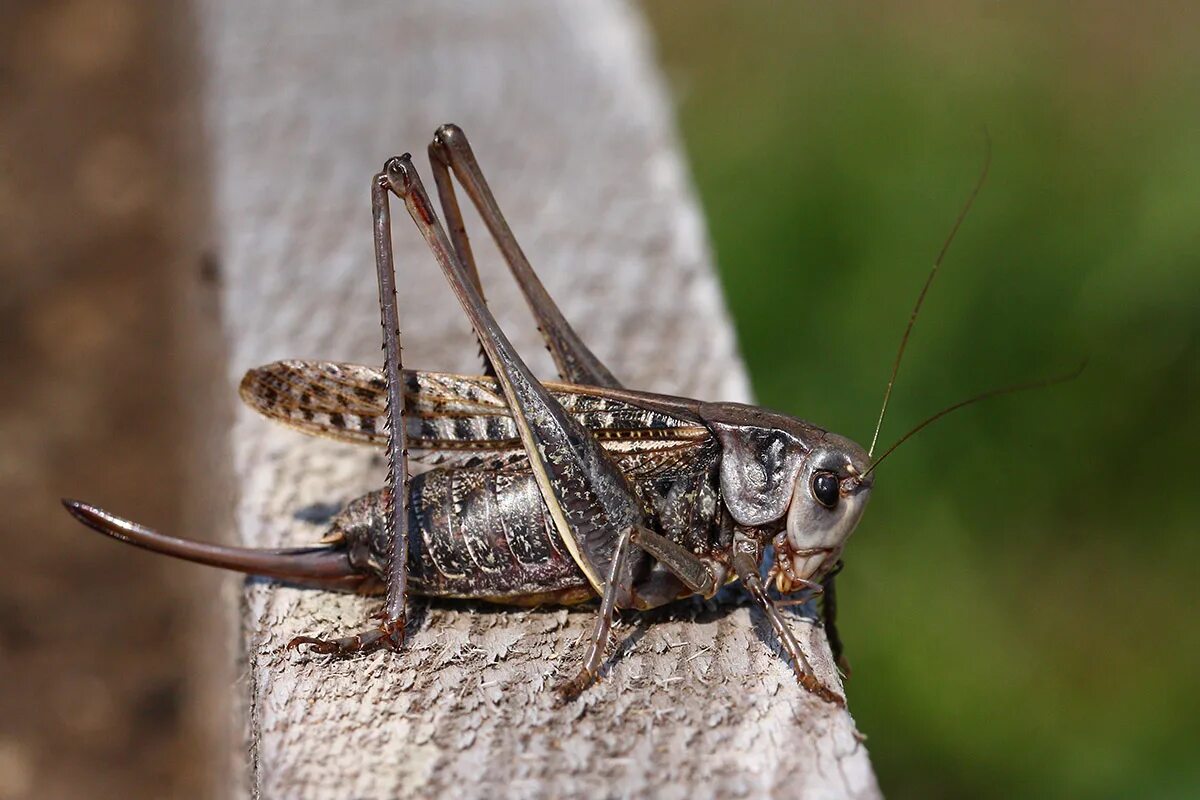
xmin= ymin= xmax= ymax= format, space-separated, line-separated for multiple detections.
xmin=556 ymin=525 xmax=635 ymax=699
xmin=557 ymin=522 xmax=733 ymax=699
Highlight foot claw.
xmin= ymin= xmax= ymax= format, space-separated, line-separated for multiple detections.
xmin=288 ymin=635 xmax=337 ymax=654
xmin=795 ymin=669 xmax=845 ymax=707
xmin=381 ymin=617 xmax=406 ymax=651
xmin=809 ymin=680 xmax=846 ymax=707
xmin=287 ymin=619 xmax=405 ymax=657
xmin=554 ymin=670 xmax=598 ymax=705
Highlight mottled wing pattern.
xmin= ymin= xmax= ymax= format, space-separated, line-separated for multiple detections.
xmin=239 ymin=361 xmax=520 ymax=468
xmin=239 ymin=360 xmax=392 ymax=445
xmin=239 ymin=361 xmax=711 ymax=469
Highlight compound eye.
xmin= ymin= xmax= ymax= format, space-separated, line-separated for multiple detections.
xmin=811 ymin=471 xmax=840 ymax=509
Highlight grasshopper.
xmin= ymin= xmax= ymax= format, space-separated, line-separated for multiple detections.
xmin=64 ymin=125 xmax=1062 ymax=705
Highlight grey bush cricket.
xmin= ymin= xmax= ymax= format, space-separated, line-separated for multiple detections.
xmin=64 ymin=125 xmax=1077 ymax=705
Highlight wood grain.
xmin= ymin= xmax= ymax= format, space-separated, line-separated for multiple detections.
xmin=199 ymin=1 xmax=880 ymax=796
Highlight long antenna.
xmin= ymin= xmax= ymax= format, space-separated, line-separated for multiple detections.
xmin=868 ymin=132 xmax=993 ymax=457
xmin=861 ymin=360 xmax=1086 ymax=480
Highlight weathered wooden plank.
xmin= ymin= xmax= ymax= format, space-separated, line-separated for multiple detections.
xmin=200 ymin=1 xmax=880 ymax=796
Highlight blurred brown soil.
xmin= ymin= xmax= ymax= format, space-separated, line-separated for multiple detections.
xmin=0 ymin=2 xmax=218 ymax=798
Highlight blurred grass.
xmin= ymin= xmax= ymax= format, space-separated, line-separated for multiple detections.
xmin=644 ymin=3 xmax=1200 ymax=797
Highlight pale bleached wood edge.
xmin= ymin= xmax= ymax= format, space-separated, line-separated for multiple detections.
xmin=198 ymin=1 xmax=880 ymax=797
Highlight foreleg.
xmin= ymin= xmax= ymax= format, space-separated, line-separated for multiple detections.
xmin=733 ymin=532 xmax=844 ymax=706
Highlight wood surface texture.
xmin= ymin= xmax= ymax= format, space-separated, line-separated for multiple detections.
xmin=200 ymin=1 xmax=881 ymax=796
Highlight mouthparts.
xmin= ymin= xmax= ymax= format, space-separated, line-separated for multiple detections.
xmin=768 ymin=533 xmax=835 ymax=594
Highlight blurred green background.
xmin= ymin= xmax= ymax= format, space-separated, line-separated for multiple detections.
xmin=645 ymin=3 xmax=1199 ymax=798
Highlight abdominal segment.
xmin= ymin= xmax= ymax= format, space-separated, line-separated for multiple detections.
xmin=334 ymin=471 xmax=594 ymax=605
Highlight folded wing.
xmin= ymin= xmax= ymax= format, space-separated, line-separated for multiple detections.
xmin=239 ymin=361 xmax=712 ymax=471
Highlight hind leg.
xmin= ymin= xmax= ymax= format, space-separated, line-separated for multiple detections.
xmin=289 ymin=172 xmax=413 ymax=656
xmin=428 ymin=124 xmax=621 ymax=389
xmin=381 ymin=155 xmax=651 ymax=683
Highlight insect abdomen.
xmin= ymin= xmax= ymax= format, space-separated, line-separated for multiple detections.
xmin=337 ymin=470 xmax=594 ymax=604
xmin=333 ymin=439 xmax=728 ymax=607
